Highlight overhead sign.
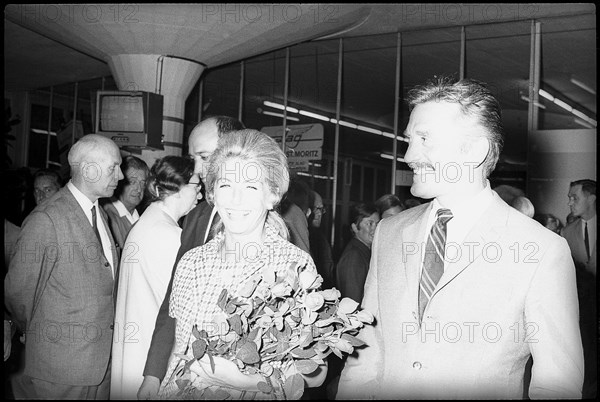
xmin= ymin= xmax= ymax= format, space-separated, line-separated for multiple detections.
xmin=261 ymin=124 xmax=324 ymax=171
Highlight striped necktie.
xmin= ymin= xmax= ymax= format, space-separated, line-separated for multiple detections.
xmin=419 ymin=208 xmax=453 ymax=323
xmin=584 ymin=221 xmax=590 ymax=260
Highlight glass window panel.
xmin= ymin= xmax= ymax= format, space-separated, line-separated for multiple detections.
xmin=340 ymin=34 xmax=397 ymax=176
xmin=538 ymin=14 xmax=596 ymax=130
xmin=466 ymin=21 xmax=531 ymax=183
xmin=242 ymin=50 xmax=286 ymax=131
xmin=202 ymin=62 xmax=241 ymax=122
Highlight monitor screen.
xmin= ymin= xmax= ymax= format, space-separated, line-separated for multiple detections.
xmin=99 ymin=94 xmax=144 ymax=133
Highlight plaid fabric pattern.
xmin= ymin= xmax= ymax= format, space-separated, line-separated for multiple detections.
xmin=159 ymin=223 xmax=316 ymax=396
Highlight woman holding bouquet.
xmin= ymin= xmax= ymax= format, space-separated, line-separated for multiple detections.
xmin=159 ymin=130 xmax=327 ymax=399
xmin=111 ymin=156 xmax=202 ymax=399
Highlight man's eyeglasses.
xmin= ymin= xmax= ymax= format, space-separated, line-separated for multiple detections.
xmin=314 ymin=206 xmax=326 ymax=214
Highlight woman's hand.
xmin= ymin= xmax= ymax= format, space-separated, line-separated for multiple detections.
xmin=137 ymin=375 xmax=160 ymax=400
xmin=190 ymin=355 xmax=263 ymax=391
xmin=283 ymin=359 xmax=328 ymax=389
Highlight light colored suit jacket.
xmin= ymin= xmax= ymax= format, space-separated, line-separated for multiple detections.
xmin=562 ymin=217 xmax=596 ymax=276
xmin=5 ymin=186 xmax=118 ymax=386
xmin=338 ymin=193 xmax=584 ymax=399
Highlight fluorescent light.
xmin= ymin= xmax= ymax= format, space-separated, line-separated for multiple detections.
xmin=309 ymin=162 xmax=322 ymax=167
xmin=337 ymin=120 xmax=357 ymax=129
xmin=538 ymin=89 xmax=554 ymax=101
xmin=299 ymin=110 xmax=329 ymax=121
xmin=357 ymin=125 xmax=382 ymax=135
xmin=570 ymin=77 xmax=596 ymax=95
xmin=571 ymin=109 xmax=589 ymax=121
xmin=262 ymin=110 xmax=299 ymax=121
xmin=31 ymin=128 xmax=57 ymax=136
xmin=521 ymin=95 xmax=546 ymax=109
xmin=573 ymin=118 xmax=594 ymax=129
xmin=380 ymin=153 xmax=405 ymax=162
xmin=297 ymin=171 xmax=334 ymax=180
xmin=553 ymin=98 xmax=573 ymax=112
xmin=263 ymin=101 xmax=298 ymax=113
xmin=382 ymin=132 xmax=407 ymax=141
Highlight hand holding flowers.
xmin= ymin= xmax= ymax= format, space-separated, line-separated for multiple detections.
xmin=170 ymin=262 xmax=374 ymax=399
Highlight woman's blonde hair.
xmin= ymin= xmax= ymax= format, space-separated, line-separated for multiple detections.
xmin=205 ymin=129 xmax=290 ymax=239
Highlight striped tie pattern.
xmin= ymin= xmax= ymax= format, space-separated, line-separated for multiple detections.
xmin=418 ymin=208 xmax=453 ymax=322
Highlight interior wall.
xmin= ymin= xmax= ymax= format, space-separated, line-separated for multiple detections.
xmin=528 ymin=129 xmax=597 ymax=223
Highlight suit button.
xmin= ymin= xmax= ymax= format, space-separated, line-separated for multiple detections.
xmin=413 ymin=361 xmax=422 ymax=370
xmin=104 ymin=262 xmax=110 ymax=267
xmin=110 ymin=324 xmax=114 ymax=330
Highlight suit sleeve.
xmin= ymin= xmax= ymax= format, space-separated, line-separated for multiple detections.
xmin=336 ymin=227 xmax=383 ymax=399
xmin=5 ymin=211 xmax=56 ymax=331
xmin=142 ymin=214 xmax=202 ymax=381
xmin=526 ymin=236 xmax=584 ymax=399
xmin=336 ymin=246 xmax=368 ymax=305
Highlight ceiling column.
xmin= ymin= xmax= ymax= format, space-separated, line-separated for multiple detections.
xmin=108 ymin=54 xmax=204 ymax=166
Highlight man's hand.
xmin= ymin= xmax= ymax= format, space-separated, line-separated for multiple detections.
xmin=137 ymin=375 xmax=160 ymax=400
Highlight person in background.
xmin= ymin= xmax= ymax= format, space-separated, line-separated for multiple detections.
xmin=562 ymin=179 xmax=596 ymax=275
xmin=101 ymin=155 xmax=149 ymax=254
xmin=337 ymin=77 xmax=583 ymax=399
xmin=510 ymin=195 xmax=535 ymax=218
xmin=110 ymin=156 xmax=201 ymax=400
xmin=5 ymin=134 xmax=123 ymax=399
xmin=561 ymin=179 xmax=596 ymax=399
xmin=308 ymin=190 xmax=335 ymax=290
xmin=402 ymin=198 xmax=422 ymax=209
xmin=279 ymin=177 xmax=311 ymax=254
xmin=32 ymin=169 xmax=62 ymax=206
xmin=375 ymin=193 xmax=404 ymax=219
xmin=534 ymin=213 xmax=563 ymax=234
xmin=335 ymin=203 xmax=380 ymax=304
xmin=157 ymin=129 xmax=326 ymax=398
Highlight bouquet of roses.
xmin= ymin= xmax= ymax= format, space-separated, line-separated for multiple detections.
xmin=171 ymin=261 xmax=374 ymax=399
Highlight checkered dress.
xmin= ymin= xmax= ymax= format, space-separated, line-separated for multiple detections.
xmin=159 ymin=223 xmax=316 ymax=398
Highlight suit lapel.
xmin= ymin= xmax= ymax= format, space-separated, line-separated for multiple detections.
xmin=433 ymin=194 xmax=507 ymax=295
xmin=402 ymin=203 xmax=434 ymax=316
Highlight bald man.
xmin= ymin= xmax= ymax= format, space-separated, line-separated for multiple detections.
xmin=5 ymin=134 xmax=123 ymax=399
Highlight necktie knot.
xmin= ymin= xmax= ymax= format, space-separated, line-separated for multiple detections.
xmin=436 ymin=208 xmax=454 ymax=225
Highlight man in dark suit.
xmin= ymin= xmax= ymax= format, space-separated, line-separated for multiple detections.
xmin=561 ymin=179 xmax=596 ymax=398
xmin=5 ymin=134 xmax=123 ymax=399
xmin=338 ymin=77 xmax=583 ymax=399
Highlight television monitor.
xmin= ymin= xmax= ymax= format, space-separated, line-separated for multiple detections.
xmin=95 ymin=91 xmax=164 ymax=150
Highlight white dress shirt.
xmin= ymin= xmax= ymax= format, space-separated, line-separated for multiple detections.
xmin=421 ymin=181 xmax=495 ymax=273
xmin=67 ymin=181 xmax=115 ymax=276
xmin=112 ymin=199 xmax=140 ymax=224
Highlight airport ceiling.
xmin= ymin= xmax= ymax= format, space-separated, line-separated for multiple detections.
xmin=4 ymin=4 xmax=596 ymax=167
xmin=4 ymin=4 xmax=595 ymax=91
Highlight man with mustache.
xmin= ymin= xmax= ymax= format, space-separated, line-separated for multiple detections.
xmin=337 ymin=77 xmax=583 ymax=399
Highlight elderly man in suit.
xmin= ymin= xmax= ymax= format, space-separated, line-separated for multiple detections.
xmin=5 ymin=134 xmax=123 ymax=399
xmin=337 ymin=77 xmax=583 ymax=399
